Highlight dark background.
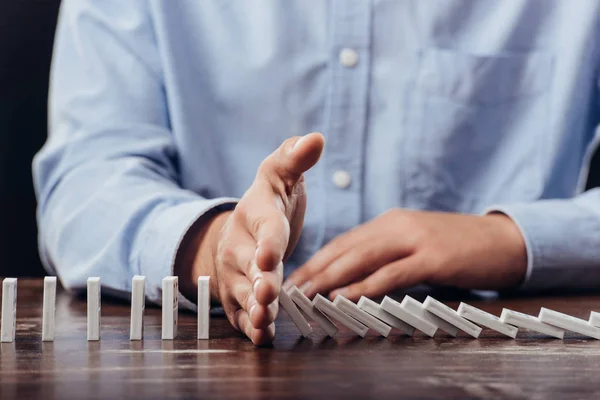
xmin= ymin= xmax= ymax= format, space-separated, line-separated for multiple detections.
xmin=0 ymin=1 xmax=599 ymax=277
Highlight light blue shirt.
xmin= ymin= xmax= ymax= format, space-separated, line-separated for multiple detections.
xmin=34 ymin=0 xmax=600 ymax=307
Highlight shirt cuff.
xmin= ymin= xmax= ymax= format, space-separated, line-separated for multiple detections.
xmin=136 ymin=197 xmax=238 ymax=310
xmin=484 ymin=199 xmax=600 ymax=292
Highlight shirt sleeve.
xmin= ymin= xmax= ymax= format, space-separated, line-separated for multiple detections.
xmin=486 ymin=188 xmax=600 ymax=291
xmin=32 ymin=0 xmax=237 ymax=309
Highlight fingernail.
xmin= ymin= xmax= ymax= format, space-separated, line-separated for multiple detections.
xmin=299 ymin=281 xmax=312 ymax=295
xmin=253 ymin=278 xmax=262 ymax=294
xmin=290 ymin=135 xmax=307 ymax=153
xmin=249 ymin=304 xmax=257 ymax=320
xmin=331 ymin=288 xmax=346 ymax=299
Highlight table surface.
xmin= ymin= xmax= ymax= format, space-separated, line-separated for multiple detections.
xmin=1 ymin=279 xmax=599 ymax=400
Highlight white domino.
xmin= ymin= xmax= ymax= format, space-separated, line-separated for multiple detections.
xmin=288 ymin=286 xmax=338 ymax=337
xmin=333 ymin=295 xmax=391 ymax=337
xmin=358 ymin=296 xmax=415 ymax=336
xmin=457 ymin=302 xmax=518 ymax=339
xmin=590 ymin=312 xmax=600 ymax=328
xmin=129 ymin=276 xmax=145 ymax=340
xmin=197 ymin=276 xmax=210 ymax=340
xmin=400 ymin=296 xmax=460 ymax=337
xmin=162 ymin=276 xmax=179 ymax=340
xmin=87 ymin=277 xmax=100 ymax=341
xmin=500 ymin=309 xmax=564 ymax=339
xmin=42 ymin=277 xmax=57 ymax=341
xmin=314 ymin=294 xmax=368 ymax=337
xmin=538 ymin=308 xmax=600 ymax=340
xmin=279 ymin=288 xmax=312 ymax=337
xmin=381 ymin=296 xmax=437 ymax=337
xmin=1 ymin=278 xmax=17 ymax=342
xmin=423 ymin=296 xmax=482 ymax=338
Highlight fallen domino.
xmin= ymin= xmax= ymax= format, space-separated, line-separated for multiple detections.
xmin=500 ymin=309 xmax=564 ymax=339
xmin=590 ymin=312 xmax=600 ymax=328
xmin=457 ymin=302 xmax=518 ymax=339
xmin=424 ymin=296 xmax=482 ymax=338
xmin=87 ymin=277 xmax=101 ymax=341
xmin=279 ymin=287 xmax=313 ymax=337
xmin=42 ymin=277 xmax=57 ymax=342
xmin=333 ymin=295 xmax=392 ymax=337
xmin=381 ymin=296 xmax=437 ymax=337
xmin=288 ymin=286 xmax=338 ymax=337
xmin=538 ymin=307 xmax=600 ymax=340
xmin=1 ymin=278 xmax=17 ymax=343
xmin=314 ymin=294 xmax=368 ymax=337
xmin=358 ymin=296 xmax=415 ymax=336
xmin=401 ymin=296 xmax=460 ymax=337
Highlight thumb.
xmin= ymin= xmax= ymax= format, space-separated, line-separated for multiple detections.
xmin=257 ymin=132 xmax=325 ymax=193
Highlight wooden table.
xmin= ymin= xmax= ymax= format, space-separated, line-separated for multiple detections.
xmin=1 ymin=279 xmax=599 ymax=399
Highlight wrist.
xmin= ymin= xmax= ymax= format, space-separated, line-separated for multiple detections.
xmin=484 ymin=212 xmax=528 ymax=287
xmin=175 ymin=209 xmax=232 ymax=304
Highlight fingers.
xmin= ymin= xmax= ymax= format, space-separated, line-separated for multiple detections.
xmin=234 ymin=309 xmax=276 ymax=346
xmin=329 ymin=256 xmax=428 ymax=302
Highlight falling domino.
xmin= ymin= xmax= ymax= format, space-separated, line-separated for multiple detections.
xmin=457 ymin=303 xmax=518 ymax=339
xmin=278 ymin=288 xmax=312 ymax=337
xmin=401 ymin=296 xmax=460 ymax=337
xmin=42 ymin=277 xmax=57 ymax=341
xmin=358 ymin=296 xmax=415 ymax=336
xmin=590 ymin=312 xmax=600 ymax=328
xmin=313 ymin=294 xmax=368 ymax=337
xmin=423 ymin=296 xmax=482 ymax=338
xmin=87 ymin=277 xmax=100 ymax=341
xmin=162 ymin=276 xmax=179 ymax=340
xmin=333 ymin=295 xmax=392 ymax=337
xmin=130 ymin=276 xmax=145 ymax=341
xmin=381 ymin=296 xmax=437 ymax=337
xmin=500 ymin=309 xmax=564 ymax=339
xmin=197 ymin=276 xmax=210 ymax=340
xmin=288 ymin=286 xmax=338 ymax=337
xmin=538 ymin=308 xmax=600 ymax=340
xmin=1 ymin=278 xmax=17 ymax=343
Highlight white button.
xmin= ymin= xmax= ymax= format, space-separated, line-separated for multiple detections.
xmin=339 ymin=48 xmax=359 ymax=68
xmin=332 ymin=170 xmax=352 ymax=189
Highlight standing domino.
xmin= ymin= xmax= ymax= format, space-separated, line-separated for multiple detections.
xmin=590 ymin=312 xmax=600 ymax=328
xmin=358 ymin=296 xmax=415 ymax=336
xmin=197 ymin=276 xmax=210 ymax=339
xmin=1 ymin=278 xmax=17 ymax=342
xmin=279 ymin=288 xmax=312 ymax=337
xmin=538 ymin=308 xmax=600 ymax=340
xmin=400 ymin=296 xmax=460 ymax=337
xmin=423 ymin=296 xmax=482 ymax=338
xmin=87 ymin=277 xmax=101 ymax=341
xmin=457 ymin=302 xmax=518 ymax=339
xmin=42 ymin=277 xmax=57 ymax=341
xmin=333 ymin=295 xmax=392 ymax=337
xmin=130 ymin=276 xmax=145 ymax=340
xmin=288 ymin=286 xmax=338 ymax=337
xmin=500 ymin=309 xmax=564 ymax=339
xmin=381 ymin=296 xmax=437 ymax=337
xmin=314 ymin=294 xmax=368 ymax=337
xmin=162 ymin=276 xmax=179 ymax=340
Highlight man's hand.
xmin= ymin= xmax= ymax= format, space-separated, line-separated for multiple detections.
xmin=176 ymin=133 xmax=325 ymax=345
xmin=284 ymin=210 xmax=527 ymax=302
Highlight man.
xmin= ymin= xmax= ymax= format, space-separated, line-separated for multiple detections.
xmin=34 ymin=1 xmax=600 ymax=345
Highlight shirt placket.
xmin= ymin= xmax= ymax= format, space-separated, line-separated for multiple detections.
xmin=322 ymin=0 xmax=372 ymax=244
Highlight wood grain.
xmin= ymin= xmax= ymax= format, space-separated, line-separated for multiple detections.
xmin=1 ymin=279 xmax=599 ymax=399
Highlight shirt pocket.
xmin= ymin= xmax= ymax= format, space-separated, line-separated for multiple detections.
xmin=404 ymin=47 xmax=554 ymax=212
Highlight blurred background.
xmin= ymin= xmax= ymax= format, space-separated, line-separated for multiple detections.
xmin=0 ymin=1 xmax=599 ymax=277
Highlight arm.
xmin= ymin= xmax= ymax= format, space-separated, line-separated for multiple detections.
xmin=33 ymin=0 xmax=236 ymax=306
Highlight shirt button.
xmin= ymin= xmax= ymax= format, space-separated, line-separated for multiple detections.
xmin=332 ymin=170 xmax=352 ymax=189
xmin=339 ymin=48 xmax=359 ymax=68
